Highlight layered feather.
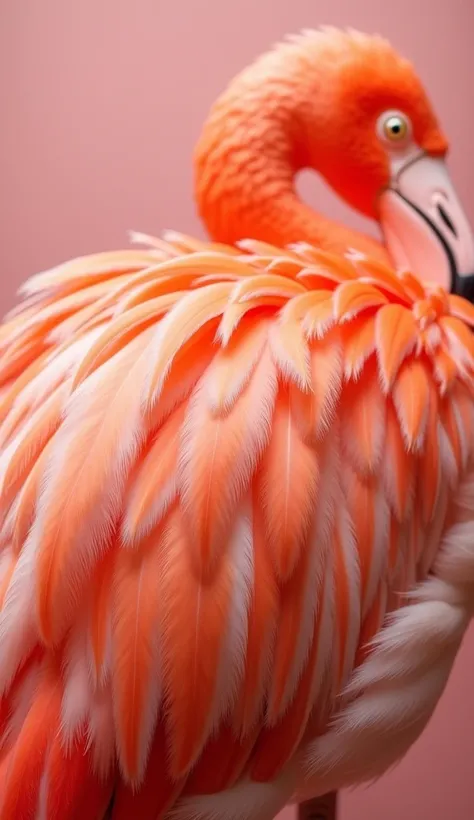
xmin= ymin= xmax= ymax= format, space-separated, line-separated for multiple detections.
xmin=0 ymin=232 xmax=472 ymax=820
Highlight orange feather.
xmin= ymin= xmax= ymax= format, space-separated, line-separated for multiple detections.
xmin=0 ymin=666 xmax=61 ymax=820
xmin=180 ymin=345 xmax=277 ymax=576
xmin=159 ymin=508 xmax=234 ymax=777
xmin=419 ymin=382 xmax=440 ymax=524
xmin=112 ymin=531 xmax=163 ymax=784
xmin=234 ymin=503 xmax=279 ymax=736
xmin=122 ymin=402 xmax=186 ymax=546
xmin=35 ymin=331 xmax=151 ymax=645
xmin=111 ymin=719 xmax=184 ymax=820
xmin=392 ymin=358 xmax=430 ymax=451
xmin=440 ymin=314 xmax=474 ymax=364
xmin=0 ymin=384 xmax=67 ymax=524
xmin=383 ymin=398 xmax=415 ymax=520
xmin=72 ymin=294 xmax=181 ymax=389
xmin=250 ymin=592 xmax=323 ymax=782
xmin=342 ymin=313 xmax=376 ymax=379
xmin=205 ymin=318 xmax=269 ymax=414
xmin=376 ymin=304 xmax=418 ymax=390
xmin=146 ymin=283 xmax=234 ymax=402
xmin=44 ymin=732 xmax=112 ymax=820
xmin=256 ymin=386 xmax=320 ymax=583
xmin=89 ymin=547 xmax=116 ymax=684
xmin=265 ymin=539 xmax=319 ymax=723
xmin=346 ymin=470 xmax=377 ymax=614
xmin=341 ymin=357 xmax=386 ymax=475
xmin=184 ymin=722 xmax=259 ymax=794
xmin=289 ymin=332 xmax=343 ymax=444
xmin=333 ymin=280 xmax=388 ymax=321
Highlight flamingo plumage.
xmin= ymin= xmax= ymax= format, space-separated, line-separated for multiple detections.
xmin=0 ymin=26 xmax=473 ymax=820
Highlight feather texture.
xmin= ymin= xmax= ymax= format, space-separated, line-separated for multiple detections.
xmin=0 ymin=230 xmax=472 ymax=820
xmin=112 ymin=532 xmax=163 ymax=783
xmin=33 ymin=331 xmax=152 ymax=645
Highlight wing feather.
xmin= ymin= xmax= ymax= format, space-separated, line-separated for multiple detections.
xmin=0 ymin=235 xmax=472 ymax=819
xmin=33 ymin=330 xmax=152 ymax=645
xmin=112 ymin=532 xmax=163 ymax=784
xmin=179 ymin=345 xmax=277 ymax=575
xmin=122 ymin=402 xmax=186 ymax=546
xmin=256 ymin=388 xmax=320 ymax=582
xmin=160 ymin=508 xmax=234 ymax=777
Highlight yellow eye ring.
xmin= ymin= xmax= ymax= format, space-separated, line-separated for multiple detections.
xmin=377 ymin=111 xmax=412 ymax=145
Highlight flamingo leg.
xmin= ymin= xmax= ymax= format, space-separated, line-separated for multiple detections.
xmin=297 ymin=792 xmax=338 ymax=820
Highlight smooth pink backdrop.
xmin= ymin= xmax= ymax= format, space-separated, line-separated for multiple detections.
xmin=1 ymin=2 xmax=473 ymax=817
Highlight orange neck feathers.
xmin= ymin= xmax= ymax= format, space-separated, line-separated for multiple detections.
xmin=193 ymin=29 xmax=446 ymax=262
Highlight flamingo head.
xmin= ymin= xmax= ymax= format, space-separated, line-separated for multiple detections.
xmin=303 ymin=28 xmax=474 ymax=299
xmin=196 ymin=28 xmax=474 ymax=298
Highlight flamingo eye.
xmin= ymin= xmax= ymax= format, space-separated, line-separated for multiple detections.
xmin=377 ymin=111 xmax=412 ymax=146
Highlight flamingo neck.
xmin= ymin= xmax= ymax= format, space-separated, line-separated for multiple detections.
xmin=193 ymin=68 xmax=388 ymax=263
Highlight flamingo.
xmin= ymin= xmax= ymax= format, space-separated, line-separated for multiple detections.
xmin=0 ymin=26 xmax=473 ymax=820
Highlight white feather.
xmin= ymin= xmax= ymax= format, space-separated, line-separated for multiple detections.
xmin=337 ymin=503 xmax=361 ymax=690
xmin=60 ymin=624 xmax=92 ymax=752
xmin=167 ymin=764 xmax=297 ymax=820
xmin=301 ymin=579 xmax=468 ymax=795
xmin=434 ymin=521 xmax=474 ymax=586
xmin=211 ymin=504 xmax=254 ymax=729
xmin=0 ymin=533 xmax=38 ymax=695
xmin=18 ymin=328 xmax=103 ymax=413
xmin=437 ymin=419 xmax=459 ymax=487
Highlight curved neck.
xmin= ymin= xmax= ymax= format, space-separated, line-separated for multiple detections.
xmin=193 ymin=61 xmax=388 ymax=262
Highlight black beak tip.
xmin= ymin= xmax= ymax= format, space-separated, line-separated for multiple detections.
xmin=453 ymin=273 xmax=474 ymax=303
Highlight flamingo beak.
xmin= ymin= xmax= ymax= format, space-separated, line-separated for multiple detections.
xmin=378 ymin=155 xmax=474 ymax=300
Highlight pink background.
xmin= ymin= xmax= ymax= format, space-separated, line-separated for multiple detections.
xmin=1 ymin=1 xmax=473 ymax=817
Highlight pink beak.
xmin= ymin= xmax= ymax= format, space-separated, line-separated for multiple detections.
xmin=378 ymin=155 xmax=474 ymax=300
